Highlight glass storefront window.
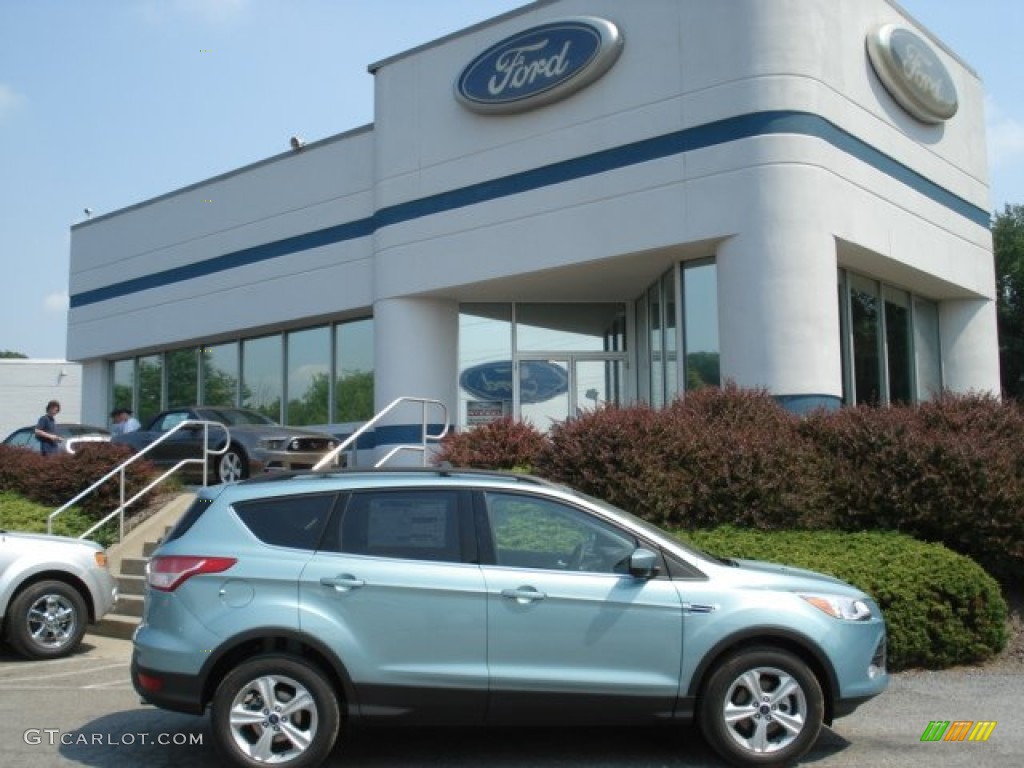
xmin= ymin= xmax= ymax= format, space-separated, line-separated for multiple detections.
xmin=111 ymin=359 xmax=134 ymax=414
xmin=884 ymin=287 xmax=912 ymax=404
xmin=914 ymin=297 xmax=942 ymax=401
xmin=850 ymin=274 xmax=882 ymax=405
xmin=243 ymin=335 xmax=283 ymax=421
xmin=458 ymin=305 xmax=513 ymax=429
xmin=517 ymin=304 xmax=627 ymax=352
xmin=287 ymin=327 xmax=330 ymax=426
xmin=136 ymin=355 xmax=163 ymax=424
xmin=202 ymin=343 xmax=239 ymax=406
xmin=648 ymin=285 xmax=664 ymax=407
xmin=683 ymin=260 xmax=720 ymax=390
xmin=335 ymin=318 xmax=374 ymax=423
xmin=166 ymin=348 xmax=198 ymax=408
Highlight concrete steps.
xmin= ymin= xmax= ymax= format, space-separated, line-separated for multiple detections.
xmin=88 ymin=493 xmax=196 ymax=641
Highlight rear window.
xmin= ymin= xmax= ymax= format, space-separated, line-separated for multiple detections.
xmin=233 ymin=493 xmax=336 ymax=550
xmin=163 ymin=497 xmax=216 ymax=542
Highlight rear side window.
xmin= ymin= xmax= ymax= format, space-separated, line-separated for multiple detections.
xmin=333 ymin=490 xmax=465 ymax=563
xmin=233 ymin=493 xmax=336 ymax=550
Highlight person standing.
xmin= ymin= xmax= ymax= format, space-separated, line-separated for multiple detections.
xmin=34 ymin=400 xmax=63 ymax=456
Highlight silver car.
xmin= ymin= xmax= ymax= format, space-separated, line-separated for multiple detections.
xmin=132 ymin=469 xmax=887 ymax=768
xmin=0 ymin=530 xmax=118 ymax=659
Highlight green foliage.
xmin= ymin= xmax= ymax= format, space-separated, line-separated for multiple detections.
xmin=994 ymin=204 xmax=1024 ymax=400
xmin=0 ymin=492 xmax=116 ymax=548
xmin=0 ymin=350 xmax=28 ymax=358
xmin=0 ymin=443 xmax=162 ymax=528
xmin=683 ymin=527 xmax=1008 ymax=670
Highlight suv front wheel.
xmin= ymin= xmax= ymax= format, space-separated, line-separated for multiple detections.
xmin=699 ymin=647 xmax=824 ymax=767
xmin=211 ymin=655 xmax=341 ymax=768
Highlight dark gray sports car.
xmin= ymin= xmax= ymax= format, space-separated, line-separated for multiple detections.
xmin=111 ymin=407 xmax=339 ymax=483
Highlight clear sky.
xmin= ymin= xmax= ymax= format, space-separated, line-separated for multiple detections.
xmin=1 ymin=0 xmax=1022 ymax=360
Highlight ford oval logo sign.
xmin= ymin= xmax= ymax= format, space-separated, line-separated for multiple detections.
xmin=866 ymin=24 xmax=958 ymax=124
xmin=460 ymin=360 xmax=568 ymax=404
xmin=456 ymin=17 xmax=623 ymax=114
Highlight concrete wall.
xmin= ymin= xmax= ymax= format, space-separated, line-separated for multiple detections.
xmin=0 ymin=360 xmax=84 ymax=439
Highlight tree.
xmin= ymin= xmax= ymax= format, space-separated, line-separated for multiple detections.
xmin=993 ymin=204 xmax=1024 ymax=399
xmin=0 ymin=350 xmax=28 ymax=358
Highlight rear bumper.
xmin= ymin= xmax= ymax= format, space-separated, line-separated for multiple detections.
xmin=131 ymin=652 xmax=206 ymax=715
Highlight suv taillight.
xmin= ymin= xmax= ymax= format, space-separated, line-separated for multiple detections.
xmin=147 ymin=556 xmax=237 ymax=592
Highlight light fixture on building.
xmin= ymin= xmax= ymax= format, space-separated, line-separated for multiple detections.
xmin=289 ymin=136 xmax=305 ymax=151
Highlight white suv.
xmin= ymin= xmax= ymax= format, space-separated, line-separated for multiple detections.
xmin=0 ymin=530 xmax=118 ymax=659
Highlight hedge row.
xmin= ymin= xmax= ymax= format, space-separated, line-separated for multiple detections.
xmin=437 ymin=387 xmax=1024 ymax=582
xmin=683 ymin=527 xmax=1007 ymax=670
xmin=0 ymin=491 xmax=117 ymax=548
xmin=0 ymin=443 xmax=162 ymax=528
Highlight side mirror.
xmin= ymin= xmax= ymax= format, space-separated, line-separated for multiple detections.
xmin=628 ymin=548 xmax=660 ymax=579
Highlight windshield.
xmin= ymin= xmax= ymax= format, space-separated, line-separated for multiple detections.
xmin=196 ymin=408 xmax=278 ymax=427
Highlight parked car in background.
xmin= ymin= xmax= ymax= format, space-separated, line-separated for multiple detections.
xmin=111 ymin=406 xmax=340 ymax=483
xmin=132 ymin=468 xmax=888 ymax=768
xmin=2 ymin=423 xmax=111 ymax=455
xmin=0 ymin=530 xmax=118 ymax=659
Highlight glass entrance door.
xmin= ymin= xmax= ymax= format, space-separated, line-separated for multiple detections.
xmin=518 ymin=356 xmax=623 ymax=430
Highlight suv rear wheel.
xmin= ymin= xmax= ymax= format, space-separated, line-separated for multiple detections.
xmin=699 ymin=647 xmax=823 ymax=767
xmin=211 ymin=655 xmax=341 ymax=768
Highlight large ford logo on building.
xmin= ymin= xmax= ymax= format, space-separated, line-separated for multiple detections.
xmin=460 ymin=360 xmax=568 ymax=404
xmin=866 ymin=23 xmax=958 ymax=124
xmin=456 ymin=17 xmax=623 ymax=114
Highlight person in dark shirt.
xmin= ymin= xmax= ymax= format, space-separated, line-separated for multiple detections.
xmin=34 ymin=400 xmax=63 ymax=456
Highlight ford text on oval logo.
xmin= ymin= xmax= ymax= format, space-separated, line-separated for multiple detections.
xmin=866 ymin=23 xmax=958 ymax=124
xmin=456 ymin=16 xmax=623 ymax=114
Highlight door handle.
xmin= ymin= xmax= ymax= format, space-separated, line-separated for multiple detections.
xmin=501 ymin=586 xmax=546 ymax=604
xmin=320 ymin=574 xmax=365 ymax=592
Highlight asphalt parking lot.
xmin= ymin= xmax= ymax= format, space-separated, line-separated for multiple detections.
xmin=0 ymin=632 xmax=1018 ymax=767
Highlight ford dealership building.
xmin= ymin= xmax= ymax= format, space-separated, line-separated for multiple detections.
xmin=67 ymin=0 xmax=998 ymax=457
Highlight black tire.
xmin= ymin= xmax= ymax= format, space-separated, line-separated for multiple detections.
xmin=211 ymin=655 xmax=341 ymax=768
xmin=5 ymin=580 xmax=88 ymax=660
xmin=699 ymin=647 xmax=824 ymax=767
xmin=217 ymin=446 xmax=249 ymax=483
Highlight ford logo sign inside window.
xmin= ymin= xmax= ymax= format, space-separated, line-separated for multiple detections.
xmin=456 ymin=17 xmax=623 ymax=114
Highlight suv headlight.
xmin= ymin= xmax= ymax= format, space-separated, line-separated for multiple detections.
xmin=799 ymin=593 xmax=873 ymax=621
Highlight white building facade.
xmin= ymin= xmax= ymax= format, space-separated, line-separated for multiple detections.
xmin=67 ymin=0 xmax=998 ymax=459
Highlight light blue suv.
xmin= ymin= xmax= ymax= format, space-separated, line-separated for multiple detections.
xmin=132 ymin=469 xmax=887 ymax=767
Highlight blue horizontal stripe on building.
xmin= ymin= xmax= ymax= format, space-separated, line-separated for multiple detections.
xmin=70 ymin=110 xmax=991 ymax=309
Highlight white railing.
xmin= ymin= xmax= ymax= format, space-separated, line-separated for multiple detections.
xmin=313 ymin=397 xmax=450 ymax=470
xmin=48 ymin=420 xmax=230 ymax=542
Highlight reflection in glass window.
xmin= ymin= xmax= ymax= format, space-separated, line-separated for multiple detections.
xmin=458 ymin=304 xmax=512 ymax=429
xmin=648 ymin=284 xmax=664 ymax=407
xmin=234 ymin=493 xmax=335 ymax=550
xmin=136 ymin=355 xmax=163 ymax=424
xmin=839 ymin=270 xmax=941 ymax=406
xmin=517 ymin=304 xmax=627 ymax=352
xmin=914 ymin=297 xmax=942 ymax=401
xmin=884 ymin=288 xmax=912 ymax=404
xmin=663 ymin=271 xmax=678 ymax=398
xmin=850 ymin=275 xmax=882 ymax=405
xmin=683 ymin=260 xmax=720 ymax=390
xmin=335 ymin=318 xmax=374 ymax=422
xmin=202 ymin=343 xmax=239 ymax=407
xmin=166 ymin=348 xmax=198 ymax=408
xmin=243 ymin=335 xmax=283 ymax=421
xmin=287 ymin=327 xmax=329 ymax=426
xmin=111 ymin=359 xmax=134 ymax=414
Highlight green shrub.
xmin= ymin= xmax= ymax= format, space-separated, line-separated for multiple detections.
xmin=682 ymin=526 xmax=1008 ymax=670
xmin=0 ymin=491 xmax=116 ymax=548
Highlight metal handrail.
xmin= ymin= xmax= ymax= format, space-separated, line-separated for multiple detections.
xmin=48 ymin=419 xmax=230 ymax=541
xmin=312 ymin=397 xmax=449 ymax=471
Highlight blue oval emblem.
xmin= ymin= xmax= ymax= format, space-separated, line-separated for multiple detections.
xmin=866 ymin=24 xmax=958 ymax=124
xmin=460 ymin=361 xmax=569 ymax=404
xmin=456 ymin=16 xmax=623 ymax=114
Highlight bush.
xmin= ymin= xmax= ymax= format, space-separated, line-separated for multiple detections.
xmin=537 ymin=386 xmax=827 ymax=530
xmin=0 ymin=491 xmax=116 ymax=548
xmin=683 ymin=527 xmax=1008 ymax=670
xmin=437 ymin=416 xmax=546 ymax=470
xmin=799 ymin=393 xmax=1024 ymax=582
xmin=0 ymin=443 xmax=161 ymax=526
